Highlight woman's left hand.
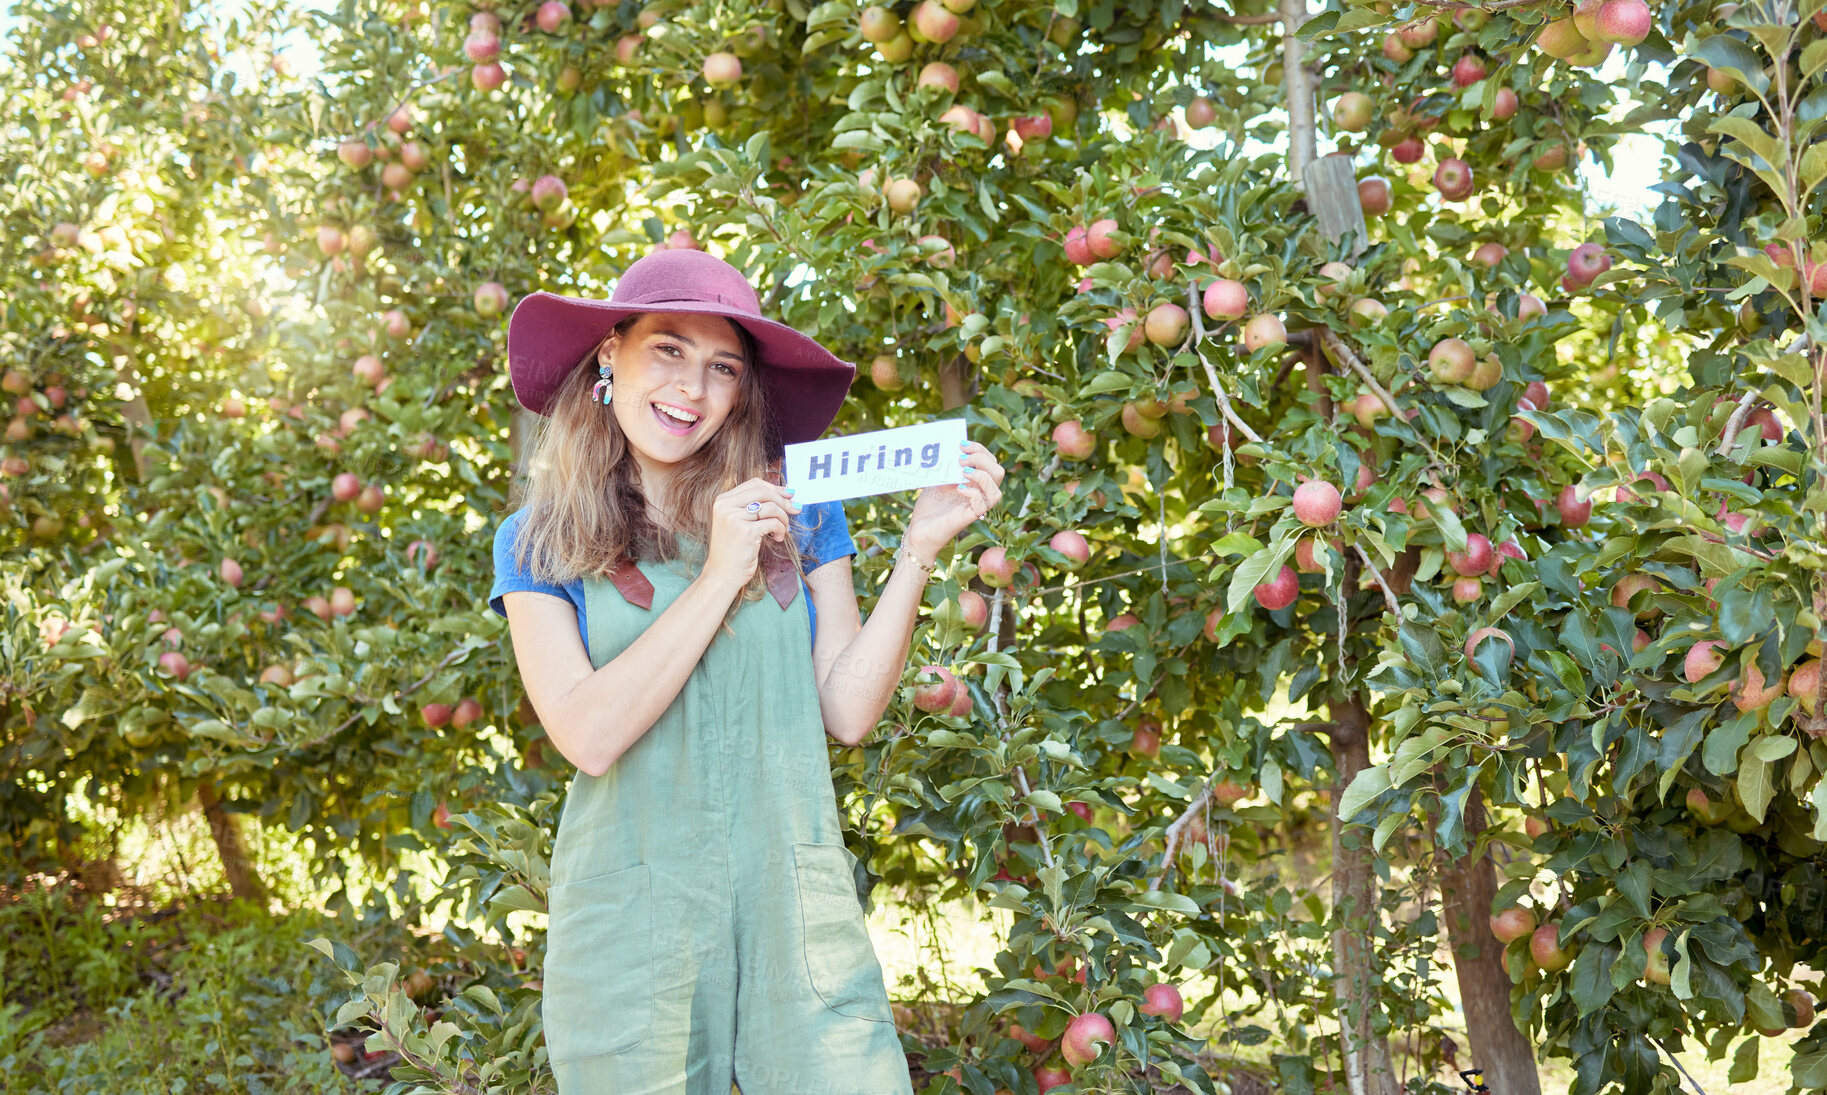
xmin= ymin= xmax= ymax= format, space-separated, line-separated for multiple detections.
xmin=906 ymin=440 xmax=1005 ymax=557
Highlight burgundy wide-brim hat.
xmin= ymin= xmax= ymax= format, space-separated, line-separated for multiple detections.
xmin=505 ymin=248 xmax=855 ymax=445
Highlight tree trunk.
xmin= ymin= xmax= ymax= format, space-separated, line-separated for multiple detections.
xmin=1329 ymin=692 xmax=1398 ymax=1095
xmin=196 ymin=777 xmax=268 ymax=906
xmin=938 ymin=352 xmax=975 ymax=411
xmin=1435 ymin=787 xmax=1543 ymax=1095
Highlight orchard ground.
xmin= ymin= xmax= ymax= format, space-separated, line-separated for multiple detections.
xmin=23 ymin=795 xmax=1817 ymax=1095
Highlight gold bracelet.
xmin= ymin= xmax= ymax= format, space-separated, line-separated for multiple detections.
xmin=895 ymin=546 xmax=936 ymax=580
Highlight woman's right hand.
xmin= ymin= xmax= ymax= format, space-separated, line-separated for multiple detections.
xmin=702 ymin=477 xmax=800 ymax=593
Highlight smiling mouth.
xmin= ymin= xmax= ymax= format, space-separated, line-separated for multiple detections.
xmin=651 ymin=401 xmax=702 ymax=434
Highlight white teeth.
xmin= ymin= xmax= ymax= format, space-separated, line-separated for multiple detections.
xmin=654 ymin=403 xmax=699 ymax=424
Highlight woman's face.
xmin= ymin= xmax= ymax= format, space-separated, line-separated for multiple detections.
xmin=600 ymin=311 xmax=748 ymax=476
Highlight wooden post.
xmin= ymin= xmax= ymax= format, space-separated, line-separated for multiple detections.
xmin=937 ymin=352 xmax=976 ymax=412
xmin=1306 ymin=155 xmax=1369 ymax=259
xmin=1280 ymin=0 xmax=1317 ymax=187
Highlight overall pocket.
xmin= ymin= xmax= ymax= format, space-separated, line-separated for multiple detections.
xmin=794 ymin=842 xmax=894 ymax=1023
xmin=542 ymin=862 xmax=654 ymax=1061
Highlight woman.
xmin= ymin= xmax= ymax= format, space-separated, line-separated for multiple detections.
xmin=487 ymin=247 xmax=1004 ymax=1095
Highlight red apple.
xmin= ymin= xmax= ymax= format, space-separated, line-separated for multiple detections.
xmin=1242 ymin=314 xmax=1287 ymax=352
xmin=1472 ymin=242 xmax=1508 ymax=268
xmin=1333 ymin=91 xmax=1373 ymax=131
xmin=1010 ymin=1023 xmax=1052 ymax=1054
xmin=1292 ymin=480 xmax=1341 ymax=527
xmin=958 ymin=590 xmax=990 ymax=632
xmin=1131 ymin=717 xmax=1162 ymax=757
xmin=158 ymin=650 xmax=191 ymax=681
xmin=329 ymin=586 xmax=356 ymax=616
xmin=1447 ymin=533 xmax=1494 ymax=576
xmin=1732 ymin=662 xmax=1783 ymax=711
xmin=451 ymin=698 xmax=484 ymax=728
xmin=1464 ymin=626 xmax=1513 ymax=661
xmin=1049 ymin=529 xmax=1091 ymax=568
xmin=1253 ymin=565 xmax=1299 ymax=611
xmin=1489 ymin=906 xmax=1537 ymax=943
xmin=420 ymin=703 xmax=453 ymax=728
xmin=220 ymin=558 xmax=244 ymax=588
xmin=1140 ymin=981 xmax=1184 ymax=1022
xmin=1556 ymin=484 xmax=1591 ymax=527
xmin=1052 ymin=419 xmax=1096 ymax=460
xmin=331 ymin=473 xmax=362 ymax=502
xmin=1452 ymin=54 xmax=1488 ymax=86
xmin=1594 ymin=0 xmax=1650 ymax=44
xmin=474 ymin=281 xmax=510 ymax=318
xmin=1202 ymin=606 xmax=1224 ymax=642
xmin=1566 ymin=243 xmax=1612 ymax=287
xmin=978 ymin=546 xmax=1017 ymax=587
xmin=907 ymin=663 xmax=960 ymax=713
xmin=911 ymin=0 xmax=960 ymax=41
xmin=1428 ymin=338 xmax=1476 ymax=384
xmin=1531 ymin=923 xmax=1573 ymax=972
xmin=1683 ymin=640 xmax=1725 ymax=684
xmin=859 ymin=4 xmax=900 ymax=40
xmin=1144 ymin=302 xmax=1189 ymax=346
xmin=1643 ymin=928 xmax=1671 ymax=984
xmin=1061 ymin=1011 xmax=1115 ymax=1067
xmin=1203 ymin=278 xmax=1249 ymax=320
xmin=1789 ymin=659 xmax=1820 ymax=713
xmin=1433 ymin=158 xmax=1474 ymax=201
xmin=1358 ymin=176 xmax=1391 ymax=216
xmin=1087 ymin=218 xmax=1122 ymax=260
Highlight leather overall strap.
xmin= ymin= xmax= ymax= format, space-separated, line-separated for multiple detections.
xmin=605 ymin=551 xmax=799 ymax=611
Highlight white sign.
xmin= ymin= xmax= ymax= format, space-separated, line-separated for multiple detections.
xmin=781 ymin=418 xmax=969 ymax=504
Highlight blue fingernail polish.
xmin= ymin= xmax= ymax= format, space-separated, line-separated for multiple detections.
xmin=959 ymin=440 xmax=968 ymax=449
xmin=784 ymin=487 xmax=796 ymax=495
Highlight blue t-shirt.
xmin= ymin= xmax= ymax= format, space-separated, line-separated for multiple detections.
xmin=488 ymin=500 xmax=856 ymax=650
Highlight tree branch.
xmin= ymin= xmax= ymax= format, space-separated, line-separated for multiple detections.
xmin=1714 ymin=389 xmax=1760 ymax=456
xmin=1353 ymin=543 xmax=1401 ymax=617
xmin=1215 ymin=10 xmax=1281 ymax=22
xmin=1319 ymin=328 xmax=1401 ymax=420
xmin=1188 ymin=282 xmax=1266 ymax=447
xmin=1411 ymin=0 xmax=1542 ymax=10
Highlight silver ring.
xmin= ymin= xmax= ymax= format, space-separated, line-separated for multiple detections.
xmin=745 ymin=501 xmax=761 ymax=515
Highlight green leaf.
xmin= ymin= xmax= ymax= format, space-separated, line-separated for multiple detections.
xmin=1692 ymin=36 xmax=1772 ymax=96
xmin=487 ymin=884 xmax=546 ymax=915
xmin=1130 ymin=889 xmax=1202 ymax=915
xmin=1729 ymin=1036 xmax=1760 ymax=1084
xmin=1025 ymin=788 xmax=1062 ymax=813
xmin=1224 ymin=537 xmax=1298 ymax=616
xmin=1337 ymin=764 xmax=1391 ymax=822
xmin=1738 ymin=751 xmax=1774 ymax=823
xmin=1433 ymin=504 xmax=1469 ymax=554
xmin=1079 ymin=370 xmax=1134 ymax=397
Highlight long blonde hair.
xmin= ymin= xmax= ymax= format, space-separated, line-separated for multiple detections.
xmin=508 ymin=311 xmax=805 ymax=622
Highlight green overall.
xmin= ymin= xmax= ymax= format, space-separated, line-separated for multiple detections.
xmin=541 ymin=548 xmax=915 ymax=1095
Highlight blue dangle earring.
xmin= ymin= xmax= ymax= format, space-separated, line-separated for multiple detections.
xmin=592 ymin=363 xmax=613 ymax=405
